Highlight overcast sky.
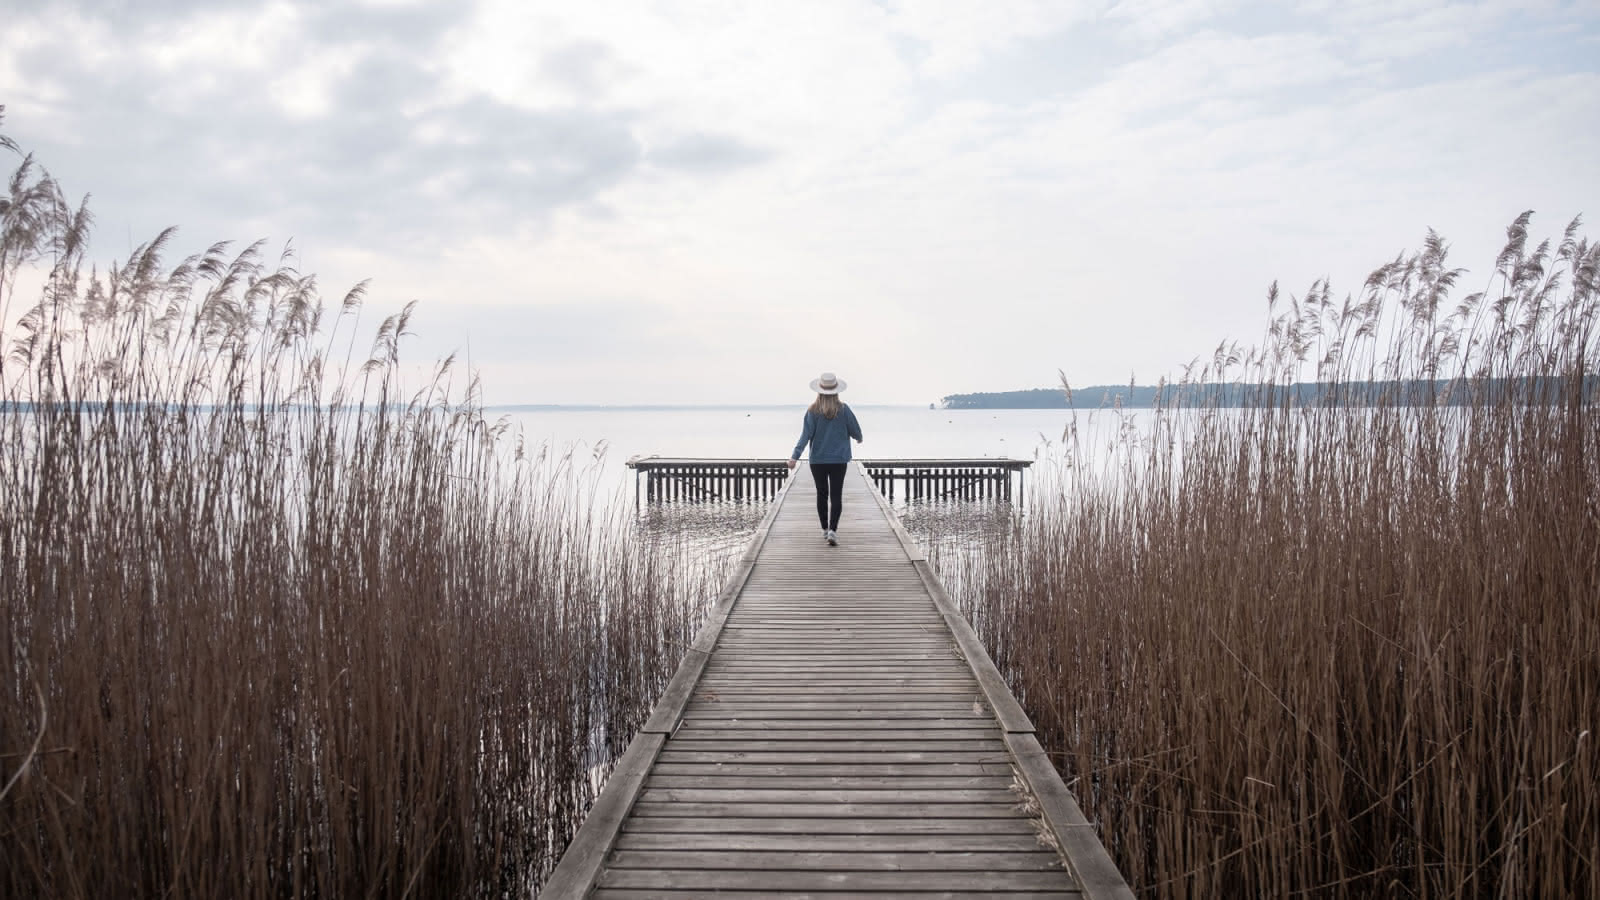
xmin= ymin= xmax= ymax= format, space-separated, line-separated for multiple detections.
xmin=3 ymin=0 xmax=1597 ymax=404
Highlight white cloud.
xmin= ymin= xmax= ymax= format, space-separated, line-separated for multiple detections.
xmin=885 ymin=0 xmax=1102 ymax=77
xmin=267 ymin=51 xmax=360 ymax=119
xmin=145 ymin=3 xmax=302 ymax=74
xmin=1105 ymin=0 xmax=1243 ymax=41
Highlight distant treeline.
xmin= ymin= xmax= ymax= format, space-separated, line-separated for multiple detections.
xmin=941 ymin=377 xmax=1598 ymax=409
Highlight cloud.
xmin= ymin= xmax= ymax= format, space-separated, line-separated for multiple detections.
xmin=1105 ymin=0 xmax=1243 ymax=41
xmin=647 ymin=132 xmax=772 ymax=174
xmin=0 ymin=2 xmax=653 ymax=256
xmin=537 ymin=39 xmax=628 ymax=101
xmin=2 ymin=0 xmax=812 ymax=261
xmin=885 ymin=0 xmax=1101 ymax=77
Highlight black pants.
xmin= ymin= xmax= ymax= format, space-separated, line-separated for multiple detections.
xmin=809 ymin=463 xmax=848 ymax=531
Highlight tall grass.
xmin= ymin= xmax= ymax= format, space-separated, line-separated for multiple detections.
xmin=948 ymin=214 xmax=1599 ymax=897
xmin=0 ymin=113 xmax=725 ymax=897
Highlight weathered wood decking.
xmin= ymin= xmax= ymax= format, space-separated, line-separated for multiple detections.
xmin=543 ymin=463 xmax=1132 ymax=898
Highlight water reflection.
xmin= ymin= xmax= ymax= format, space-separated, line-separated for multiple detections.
xmin=632 ymin=499 xmax=771 ymax=561
xmin=633 ymin=492 xmax=1018 ymax=609
xmin=895 ymin=497 xmax=1016 ymax=554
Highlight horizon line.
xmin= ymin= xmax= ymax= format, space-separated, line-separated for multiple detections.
xmin=481 ymin=401 xmax=939 ymax=410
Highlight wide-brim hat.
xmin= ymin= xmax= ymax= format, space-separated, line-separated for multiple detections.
xmin=809 ymin=372 xmax=846 ymax=394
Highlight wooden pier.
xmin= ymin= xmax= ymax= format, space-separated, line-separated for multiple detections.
xmin=544 ymin=463 xmax=1131 ymax=898
xmin=627 ymin=457 xmax=1031 ymax=506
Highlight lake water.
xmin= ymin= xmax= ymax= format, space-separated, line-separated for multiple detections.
xmin=493 ymin=404 xmax=1145 ymax=572
xmin=487 ymin=404 xmax=1124 ymax=500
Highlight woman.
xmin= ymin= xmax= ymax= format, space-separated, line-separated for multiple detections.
xmin=787 ymin=372 xmax=864 ymax=546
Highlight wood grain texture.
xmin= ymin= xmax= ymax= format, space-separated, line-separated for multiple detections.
xmin=542 ymin=462 xmax=1126 ymax=899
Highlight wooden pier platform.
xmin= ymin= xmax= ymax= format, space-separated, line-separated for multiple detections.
xmin=543 ymin=463 xmax=1132 ymax=899
xmin=626 ymin=458 xmax=1031 ymax=506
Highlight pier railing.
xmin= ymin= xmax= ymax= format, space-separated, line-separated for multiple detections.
xmin=625 ymin=457 xmax=1031 ymax=506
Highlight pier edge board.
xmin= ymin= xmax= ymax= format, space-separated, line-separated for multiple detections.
xmin=1006 ymin=733 xmax=1138 ymax=900
xmin=537 ymin=731 xmax=665 ymax=899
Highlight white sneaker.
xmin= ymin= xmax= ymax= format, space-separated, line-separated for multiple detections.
xmin=827 ymin=530 xmax=837 ymax=546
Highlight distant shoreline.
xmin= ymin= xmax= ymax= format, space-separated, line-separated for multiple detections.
xmin=942 ymin=377 xmax=1599 ymax=409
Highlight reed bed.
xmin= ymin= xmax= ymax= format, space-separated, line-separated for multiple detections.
xmin=944 ymin=214 xmax=1599 ymax=897
xmin=0 ymin=116 xmax=728 ymax=897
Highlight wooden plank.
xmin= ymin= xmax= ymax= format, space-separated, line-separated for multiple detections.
xmin=630 ymin=781 xmax=1017 ymax=800
xmin=707 ymin=659 xmax=964 ymax=667
xmin=683 ymin=700 xmax=984 ymax=711
xmin=636 ymin=787 xmax=1020 ymax=804
xmin=718 ymin=628 xmax=951 ymax=634
xmin=722 ymin=623 xmax=950 ymax=630
xmin=596 ymin=870 xmax=1076 ymax=892
xmin=703 ymin=664 xmax=967 ymax=671
xmin=688 ymin=704 xmax=985 ymax=711
xmin=627 ymin=802 xmax=1026 ymax=818
xmin=684 ymin=696 xmax=981 ymax=706
xmin=665 ymin=720 xmax=998 ymax=736
xmin=607 ymin=849 xmax=1066 ymax=871
xmin=613 ymin=831 xmax=1051 ymax=852
xmin=712 ymin=644 xmax=956 ymax=651
xmin=595 ymin=883 xmax=1081 ymax=890
xmin=621 ymin=816 xmax=1040 ymax=835
xmin=692 ymin=685 xmax=981 ymax=693
xmin=690 ymin=688 xmax=983 ymax=696
xmin=649 ymin=763 xmax=1018 ymax=778
xmin=679 ymin=708 xmax=990 ymax=719
xmin=698 ymin=671 xmax=974 ymax=679
xmin=652 ymin=745 xmax=1015 ymax=761
xmin=696 ymin=676 xmax=975 ymax=683
xmin=694 ymin=679 xmax=979 ymax=687
xmin=690 ymin=692 xmax=983 ymax=701
xmin=681 ymin=698 xmax=979 ymax=704
xmin=695 ymin=670 xmax=971 ymax=680
xmin=701 ymin=665 xmax=972 ymax=675
xmin=662 ymin=741 xmax=1008 ymax=753
xmin=709 ymin=649 xmax=959 ymax=657
xmin=723 ymin=627 xmax=953 ymax=634
xmin=644 ymin=775 xmax=1017 ymax=790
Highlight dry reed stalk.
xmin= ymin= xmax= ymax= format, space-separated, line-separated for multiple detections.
xmin=0 ymin=112 xmax=733 ymax=898
xmin=942 ymin=214 xmax=1598 ymax=898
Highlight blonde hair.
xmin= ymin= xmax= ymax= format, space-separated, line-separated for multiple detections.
xmin=809 ymin=393 xmax=841 ymax=420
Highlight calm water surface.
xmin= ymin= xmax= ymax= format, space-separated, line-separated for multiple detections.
xmin=487 ymin=404 xmax=1138 ymax=497
xmin=492 ymin=404 xmax=1147 ymax=569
